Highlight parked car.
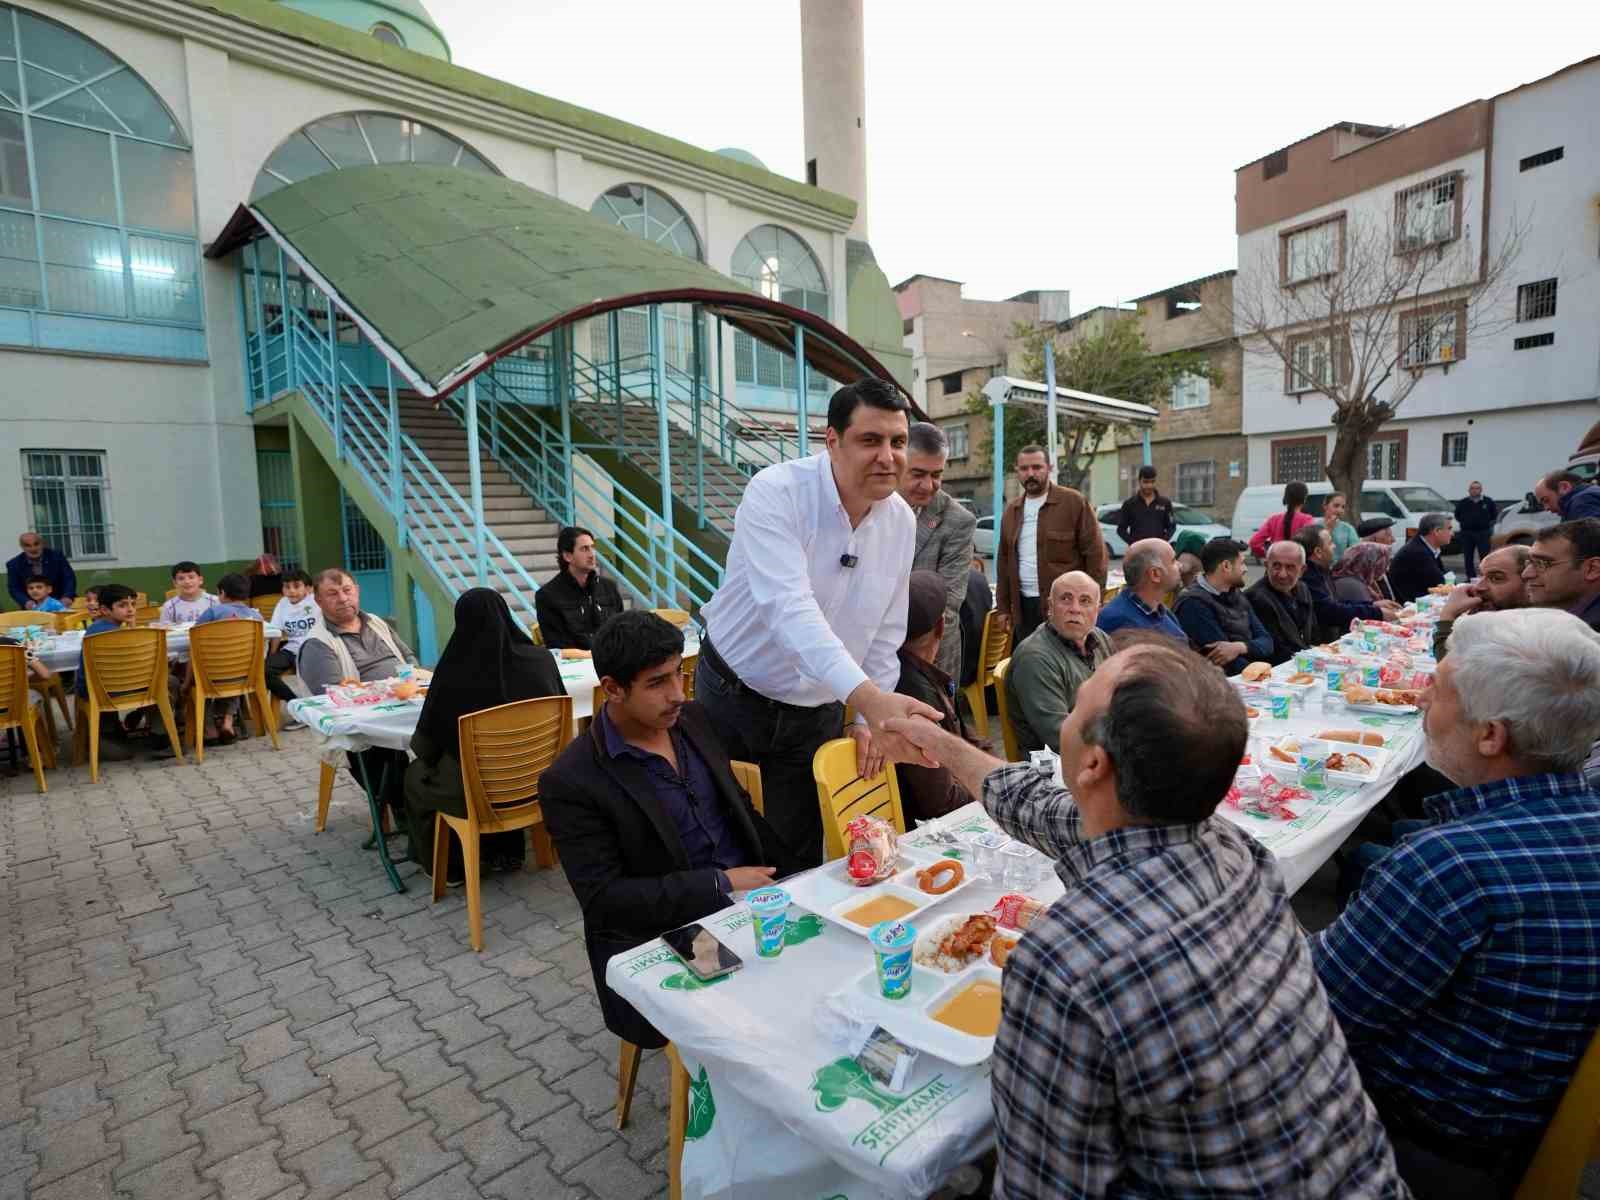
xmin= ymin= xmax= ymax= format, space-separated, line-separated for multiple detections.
xmin=974 ymin=514 xmax=996 ymax=559
xmin=1230 ymin=480 xmax=1458 ymax=559
xmin=1492 ymin=453 xmax=1600 ymax=547
xmin=1095 ymin=503 xmax=1231 ymax=559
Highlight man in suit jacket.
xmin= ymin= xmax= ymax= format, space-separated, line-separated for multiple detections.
xmin=901 ymin=423 xmax=977 ymax=680
xmin=995 ymin=445 xmax=1107 ymax=643
xmin=1387 ymin=513 xmax=1452 ymax=604
xmin=541 ymin=611 xmax=798 ymax=1049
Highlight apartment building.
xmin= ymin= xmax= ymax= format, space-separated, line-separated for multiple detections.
xmin=1120 ymin=272 xmax=1246 ymax=522
xmin=1234 ymin=56 xmax=1600 ymax=502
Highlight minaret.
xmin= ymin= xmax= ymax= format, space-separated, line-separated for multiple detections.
xmin=800 ymin=0 xmax=869 ymax=240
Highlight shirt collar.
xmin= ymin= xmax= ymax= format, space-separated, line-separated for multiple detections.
xmin=1196 ymin=576 xmax=1223 ymax=596
xmin=1046 ymin=623 xmax=1100 ymax=661
xmin=1127 ymin=590 xmax=1163 ymax=618
xmin=1422 ymin=771 xmax=1591 ymax=823
xmin=1060 ymin=817 xmax=1207 ymax=883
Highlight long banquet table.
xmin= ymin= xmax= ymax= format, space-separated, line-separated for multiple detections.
xmin=609 ymin=654 xmax=1430 ymax=1199
xmin=32 ymin=624 xmax=284 ymax=673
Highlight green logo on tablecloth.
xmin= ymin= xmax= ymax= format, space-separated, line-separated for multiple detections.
xmin=659 ymin=970 xmax=730 ymax=992
xmin=716 ymin=910 xmax=826 ymax=949
xmin=685 ymin=1066 xmax=716 ymax=1140
xmin=810 ymin=1058 xmax=966 ymax=1165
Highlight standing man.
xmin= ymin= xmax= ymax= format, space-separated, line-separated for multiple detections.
xmin=1246 ymin=541 xmax=1317 ymax=664
xmin=1115 ymin=465 xmax=1176 ymax=547
xmin=900 ymin=422 xmax=975 ymax=681
xmin=1453 ymin=481 xmax=1497 ymax=578
xmin=1533 ymin=468 xmax=1600 ymax=521
xmin=7 ymin=531 xmax=75 ymax=610
xmin=696 ymin=379 xmax=940 ymax=867
xmin=1387 ymin=512 xmax=1452 ymax=603
xmin=534 ymin=526 xmax=624 ymax=653
xmin=995 ymin=445 xmax=1106 ymax=644
xmin=1095 ymin=538 xmax=1184 ymax=641
xmin=1173 ymin=537 xmax=1274 ymax=675
xmin=1524 ymin=518 xmax=1600 ymax=631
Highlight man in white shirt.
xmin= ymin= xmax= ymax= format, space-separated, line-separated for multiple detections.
xmin=996 ymin=446 xmax=1107 ymax=644
xmin=697 ymin=378 xmax=941 ymax=867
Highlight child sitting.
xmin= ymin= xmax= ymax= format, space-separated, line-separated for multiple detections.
xmin=267 ymin=569 xmax=318 ymax=727
xmin=73 ymin=584 xmax=141 ymax=762
xmin=24 ymin=575 xmax=65 ymax=613
xmin=160 ymin=561 xmax=215 ymax=624
xmin=82 ymin=586 xmax=101 ymax=622
xmin=192 ymin=573 xmax=263 ymax=744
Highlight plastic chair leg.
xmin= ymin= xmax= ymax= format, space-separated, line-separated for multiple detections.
xmin=462 ymin=831 xmax=484 ymax=951
xmin=87 ymin=699 xmax=100 ymax=783
xmin=616 ymin=1040 xmax=642 ymax=1130
xmin=18 ymin=712 xmax=46 ymax=794
xmin=431 ymin=814 xmax=450 ymax=904
xmin=155 ymin=695 xmax=184 ymax=764
xmin=253 ymin=687 xmax=280 ymax=749
xmin=34 ymin=710 xmax=56 ymax=770
xmin=530 ymin=820 xmax=557 ymax=870
xmin=315 ymin=761 xmax=334 ymax=833
xmin=964 ymin=681 xmax=989 ymax=737
xmin=190 ymin=686 xmax=205 ymax=763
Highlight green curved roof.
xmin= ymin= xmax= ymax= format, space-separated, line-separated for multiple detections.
xmin=274 ymin=0 xmax=450 ymax=58
xmin=210 ymin=165 xmax=910 ymax=403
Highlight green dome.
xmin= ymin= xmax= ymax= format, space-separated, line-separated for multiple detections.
xmin=275 ymin=0 xmax=451 ymax=60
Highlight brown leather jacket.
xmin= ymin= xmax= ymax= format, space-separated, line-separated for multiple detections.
xmin=996 ymin=483 xmax=1108 ymax=628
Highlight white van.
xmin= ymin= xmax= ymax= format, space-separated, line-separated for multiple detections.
xmin=1230 ymin=481 xmax=1458 ymax=558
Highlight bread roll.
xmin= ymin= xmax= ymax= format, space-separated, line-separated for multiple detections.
xmin=1241 ymin=662 xmax=1273 ymax=682
xmin=1316 ymin=729 xmax=1385 ymax=747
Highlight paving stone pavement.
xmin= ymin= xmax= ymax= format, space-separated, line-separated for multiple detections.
xmin=0 ymin=729 xmax=673 ymax=1200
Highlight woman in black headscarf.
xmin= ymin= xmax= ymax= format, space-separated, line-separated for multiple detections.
xmin=404 ymin=588 xmax=565 ymax=882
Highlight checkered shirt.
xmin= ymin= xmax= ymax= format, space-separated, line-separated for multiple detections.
xmin=1312 ymin=771 xmax=1600 ymax=1146
xmin=983 ymin=764 xmax=1405 ymax=1199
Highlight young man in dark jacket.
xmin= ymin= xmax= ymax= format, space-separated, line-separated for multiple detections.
xmin=540 ymin=611 xmax=798 ymax=1049
xmin=1115 ymin=465 xmax=1176 ymax=546
xmin=1453 ymin=481 xmax=1497 ymax=578
xmin=1173 ymin=538 xmax=1272 ymax=676
xmin=534 ymin=526 xmax=624 ymax=651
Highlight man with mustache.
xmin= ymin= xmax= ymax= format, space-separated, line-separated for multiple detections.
xmin=1431 ymin=545 xmax=1530 ymax=659
xmin=542 ymin=611 xmax=800 ymax=1050
xmin=995 ymin=445 xmax=1107 ymax=644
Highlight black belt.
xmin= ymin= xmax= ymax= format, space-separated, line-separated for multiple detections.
xmin=699 ymin=635 xmax=838 ymax=715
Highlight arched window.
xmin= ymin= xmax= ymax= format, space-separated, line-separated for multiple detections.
xmin=589 ymin=184 xmax=702 ymax=375
xmin=0 ymin=3 xmax=202 ymax=357
xmin=730 ymin=225 xmax=830 ymax=399
xmin=251 ymin=112 xmax=497 ymax=201
xmin=370 ymin=22 xmax=405 ymax=47
xmin=590 ymin=184 xmax=701 ymax=261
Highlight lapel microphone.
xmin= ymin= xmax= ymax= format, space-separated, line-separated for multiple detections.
xmin=839 ymin=553 xmax=859 ymax=568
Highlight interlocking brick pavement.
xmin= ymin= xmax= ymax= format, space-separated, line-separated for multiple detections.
xmin=0 ymin=731 xmax=669 ymax=1199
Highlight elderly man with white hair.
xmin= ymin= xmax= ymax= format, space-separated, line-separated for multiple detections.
xmin=1313 ymin=608 xmax=1600 ymax=1196
xmin=1245 ymin=539 xmax=1316 ymax=664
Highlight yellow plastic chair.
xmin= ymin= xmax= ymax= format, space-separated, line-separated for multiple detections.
xmin=55 ymin=610 xmax=89 ymax=632
xmin=30 ymin=668 xmax=71 ymax=743
xmin=990 ymin=656 xmax=1022 ymax=762
xmin=68 ymin=596 xmax=87 ymax=611
xmin=680 ymin=653 xmax=697 ymax=701
xmin=530 ymin=622 xmax=544 ymax=647
xmin=1515 ymin=1024 xmax=1600 ymax=1199
xmin=961 ymin=609 xmax=1012 ymax=739
xmin=0 ymin=644 xmax=55 ymax=793
xmin=74 ymin=627 xmax=183 ymax=782
xmin=251 ymin=593 xmax=281 ymax=622
xmin=731 ymin=759 xmax=763 ymax=814
xmin=813 ymin=736 xmax=906 ymax=861
xmin=0 ymin=611 xmax=49 ymax=630
xmin=134 ymin=592 xmax=149 ymax=606
xmin=164 ymin=588 xmax=179 ymax=599
xmin=315 ymin=760 xmax=337 ymax=832
xmin=652 ymin=608 xmax=691 ymax=628
xmin=434 ymin=695 xmax=572 ymax=950
xmin=187 ymin=619 xmax=280 ymax=761
xmin=133 ymin=605 xmax=162 ymax=626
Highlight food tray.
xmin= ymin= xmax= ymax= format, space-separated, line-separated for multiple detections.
xmin=830 ymin=961 xmax=1003 ymax=1067
xmin=785 ymin=848 xmax=977 ymax=939
xmin=1260 ymin=736 xmax=1392 ymax=785
xmin=1340 ymin=699 xmax=1419 ymax=716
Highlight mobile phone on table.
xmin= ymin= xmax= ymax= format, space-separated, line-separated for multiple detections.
xmin=661 ymin=922 xmax=743 ymax=982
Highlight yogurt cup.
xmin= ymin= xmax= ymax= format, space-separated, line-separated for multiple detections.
xmin=869 ymin=919 xmax=916 ymax=1000
xmin=1294 ymin=651 xmax=1318 ymax=674
xmin=1297 ymin=738 xmax=1331 ymax=790
xmin=747 ymin=886 xmax=790 ymax=959
xmin=1325 ymin=665 xmax=1346 ymax=692
xmin=1268 ymin=688 xmax=1291 ymax=720
xmin=1362 ymin=664 xmax=1381 ymax=688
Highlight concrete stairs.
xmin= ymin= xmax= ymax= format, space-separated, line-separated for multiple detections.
xmin=571 ymin=400 xmax=749 ymax=537
xmin=396 ymin=397 xmax=560 ymax=618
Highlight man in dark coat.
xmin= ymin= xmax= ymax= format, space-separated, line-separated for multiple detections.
xmin=1453 ymin=481 xmax=1497 ymax=578
xmin=1387 ymin=513 xmax=1451 ymax=604
xmin=1173 ymin=537 xmax=1273 ymax=676
xmin=959 ymin=556 xmax=993 ymax=688
xmin=540 ymin=611 xmax=798 ymax=1049
xmin=1297 ymin=526 xmax=1399 ymax=643
xmin=7 ymin=531 xmax=75 ymax=610
xmin=895 ymin=571 xmax=988 ymax=819
xmin=534 ymin=526 xmax=624 ymax=651
xmin=1246 ymin=539 xmax=1317 ymax=665
xmin=1116 ymin=465 xmax=1177 ymax=546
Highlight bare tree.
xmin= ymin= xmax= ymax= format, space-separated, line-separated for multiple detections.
xmin=1226 ymin=199 xmax=1524 ymax=500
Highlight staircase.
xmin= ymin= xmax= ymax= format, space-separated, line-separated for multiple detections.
xmin=397 ymin=397 xmax=562 ymax=610
xmin=570 ymin=399 xmax=751 ymax=536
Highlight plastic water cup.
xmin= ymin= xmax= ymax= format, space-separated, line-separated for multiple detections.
xmin=1326 ymin=666 xmax=1345 ymax=692
xmin=869 ymin=919 xmax=916 ymax=1000
xmin=1297 ymin=738 xmax=1331 ymax=789
xmin=1000 ymin=842 xmax=1043 ymax=890
xmin=1269 ymin=689 xmax=1291 ymax=720
xmin=1294 ymin=651 xmax=1317 ymax=674
xmin=747 ymin=886 xmax=790 ymax=959
xmin=965 ymin=831 xmax=1008 ymax=880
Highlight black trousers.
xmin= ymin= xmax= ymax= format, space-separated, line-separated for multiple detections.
xmin=265 ymin=649 xmax=297 ymax=702
xmin=1016 ymin=595 xmax=1044 ymax=645
xmin=695 ymin=643 xmax=844 ymax=869
xmin=1459 ymin=529 xmax=1492 ymax=578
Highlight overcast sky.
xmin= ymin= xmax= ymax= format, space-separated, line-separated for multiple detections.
xmin=427 ymin=0 xmax=1600 ymax=312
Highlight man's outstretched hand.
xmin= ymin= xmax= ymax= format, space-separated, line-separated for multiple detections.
xmin=847 ymin=688 xmax=943 ymax=769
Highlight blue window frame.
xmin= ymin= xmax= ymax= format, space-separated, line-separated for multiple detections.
xmin=0 ymin=3 xmax=204 ymax=360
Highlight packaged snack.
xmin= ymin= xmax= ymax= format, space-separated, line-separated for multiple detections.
xmin=845 ymin=816 xmax=899 ymax=886
xmin=990 ymin=893 xmax=1047 ymax=931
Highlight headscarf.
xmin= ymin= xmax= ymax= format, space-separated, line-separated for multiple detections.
xmin=1332 ymin=541 xmax=1393 ymax=602
xmin=414 ymin=588 xmax=564 ymax=757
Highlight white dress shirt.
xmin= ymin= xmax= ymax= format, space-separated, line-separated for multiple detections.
xmin=701 ymin=451 xmax=915 ymax=707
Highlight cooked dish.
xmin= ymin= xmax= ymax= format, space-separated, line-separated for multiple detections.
xmin=932 ymin=979 xmax=1003 ymax=1038
xmin=842 ymin=894 xmax=918 ymax=928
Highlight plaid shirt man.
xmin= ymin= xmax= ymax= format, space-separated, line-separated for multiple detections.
xmin=983 ymin=764 xmax=1404 ymax=1199
xmin=1312 ymin=771 xmax=1600 ymax=1151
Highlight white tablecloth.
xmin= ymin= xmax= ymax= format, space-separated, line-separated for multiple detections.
xmin=609 ymin=806 xmax=1051 ymax=1200
xmin=33 ymin=625 xmax=282 ymax=673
